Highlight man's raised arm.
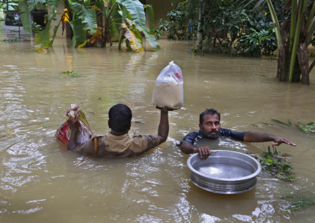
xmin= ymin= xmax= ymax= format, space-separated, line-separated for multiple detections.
xmin=244 ymin=131 xmax=296 ymax=147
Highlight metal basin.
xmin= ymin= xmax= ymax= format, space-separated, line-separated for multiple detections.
xmin=187 ymin=150 xmax=261 ymax=194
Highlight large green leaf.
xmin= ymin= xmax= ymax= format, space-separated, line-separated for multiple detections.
xmin=69 ymin=18 xmax=87 ymax=46
xmin=18 ymin=0 xmax=31 ymax=34
xmin=48 ymin=0 xmax=59 ymax=17
xmin=136 ymin=25 xmax=160 ymax=50
xmin=70 ymin=2 xmax=97 ymax=34
xmin=117 ymin=0 xmax=146 ymax=27
xmin=144 ymin=4 xmax=154 ymax=33
xmin=119 ymin=23 xmax=144 ymax=52
xmin=35 ymin=20 xmax=51 ymax=47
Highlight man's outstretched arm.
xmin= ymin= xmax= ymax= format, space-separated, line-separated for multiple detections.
xmin=180 ymin=141 xmax=211 ymax=160
xmin=244 ymin=131 xmax=296 ymax=147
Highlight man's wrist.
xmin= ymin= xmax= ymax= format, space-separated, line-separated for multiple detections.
xmin=193 ymin=147 xmax=199 ymax=153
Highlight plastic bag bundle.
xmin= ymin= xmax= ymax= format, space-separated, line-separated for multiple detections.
xmin=152 ymin=61 xmax=184 ymax=109
xmin=55 ymin=104 xmax=92 ymax=144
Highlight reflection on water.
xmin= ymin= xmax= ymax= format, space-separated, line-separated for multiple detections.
xmin=1 ymin=32 xmax=315 ymax=222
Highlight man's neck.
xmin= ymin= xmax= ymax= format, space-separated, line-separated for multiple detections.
xmin=110 ymin=130 xmax=128 ymax=136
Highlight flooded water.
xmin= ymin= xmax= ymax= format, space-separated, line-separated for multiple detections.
xmin=1 ymin=32 xmax=315 ymax=222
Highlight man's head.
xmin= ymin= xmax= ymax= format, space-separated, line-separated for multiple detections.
xmin=108 ymin=104 xmax=132 ymax=134
xmin=199 ymin=108 xmax=221 ymax=139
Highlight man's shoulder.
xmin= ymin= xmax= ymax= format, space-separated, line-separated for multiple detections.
xmin=220 ymin=128 xmax=246 ymax=141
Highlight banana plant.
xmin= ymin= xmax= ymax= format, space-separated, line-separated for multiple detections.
xmin=264 ymin=0 xmax=314 ymax=85
xmin=17 ymin=0 xmax=159 ymax=52
xmin=80 ymin=0 xmax=160 ymax=51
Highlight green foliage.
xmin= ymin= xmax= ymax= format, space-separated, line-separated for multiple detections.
xmin=298 ymin=121 xmax=315 ymax=134
xmin=252 ymin=146 xmax=295 ymax=181
xmin=271 ymin=119 xmax=290 ymax=126
xmin=117 ymin=0 xmax=146 ymax=27
xmin=69 ymin=18 xmax=87 ymax=46
xmin=70 ymin=2 xmax=97 ymax=35
xmin=281 ymin=196 xmax=315 ymax=212
xmin=157 ymin=1 xmax=198 ymax=41
xmin=63 ymin=70 xmax=80 ymax=77
xmin=18 ymin=0 xmax=31 ymax=34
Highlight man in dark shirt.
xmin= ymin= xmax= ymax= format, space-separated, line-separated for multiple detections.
xmin=180 ymin=108 xmax=296 ymax=160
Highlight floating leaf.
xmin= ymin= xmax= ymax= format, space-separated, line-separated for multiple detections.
xmin=271 ymin=119 xmax=290 ymax=126
xmin=298 ymin=121 xmax=315 ymax=134
xmin=288 ymin=119 xmax=292 ymax=126
xmin=281 ymin=196 xmax=315 ymax=212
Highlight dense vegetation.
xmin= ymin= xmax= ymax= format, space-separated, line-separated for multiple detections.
xmin=1 ymin=0 xmax=159 ymax=52
xmin=155 ymin=0 xmax=315 ymax=85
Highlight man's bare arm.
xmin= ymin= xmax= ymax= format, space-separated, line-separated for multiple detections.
xmin=157 ymin=108 xmax=169 ymax=143
xmin=180 ymin=141 xmax=211 ymax=160
xmin=244 ymin=131 xmax=296 ymax=147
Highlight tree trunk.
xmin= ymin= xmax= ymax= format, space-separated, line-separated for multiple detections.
xmin=277 ymin=21 xmax=301 ymax=82
xmin=297 ymin=41 xmax=310 ymax=85
xmin=196 ymin=0 xmax=205 ymax=55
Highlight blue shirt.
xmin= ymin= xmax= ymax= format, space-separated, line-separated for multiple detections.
xmin=182 ymin=128 xmax=246 ymax=145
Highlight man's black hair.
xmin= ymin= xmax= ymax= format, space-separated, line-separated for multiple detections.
xmin=199 ymin=108 xmax=221 ymax=124
xmin=108 ymin=104 xmax=132 ymax=133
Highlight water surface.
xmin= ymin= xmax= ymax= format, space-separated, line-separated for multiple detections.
xmin=1 ymin=34 xmax=315 ymax=222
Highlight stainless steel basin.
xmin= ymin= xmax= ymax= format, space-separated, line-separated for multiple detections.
xmin=187 ymin=150 xmax=261 ymax=194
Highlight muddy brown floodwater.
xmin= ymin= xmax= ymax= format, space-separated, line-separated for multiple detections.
xmin=1 ymin=33 xmax=315 ymax=222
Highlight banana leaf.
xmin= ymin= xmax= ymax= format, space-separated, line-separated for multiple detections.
xmin=48 ymin=0 xmax=59 ymax=17
xmin=135 ymin=24 xmax=160 ymax=50
xmin=35 ymin=20 xmax=51 ymax=47
xmin=119 ymin=23 xmax=144 ymax=52
xmin=18 ymin=0 xmax=31 ymax=34
xmin=70 ymin=2 xmax=97 ymax=35
xmin=144 ymin=4 xmax=154 ymax=33
xmin=70 ymin=18 xmax=87 ymax=47
xmin=117 ymin=0 xmax=146 ymax=27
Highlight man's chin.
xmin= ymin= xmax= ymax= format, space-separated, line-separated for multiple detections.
xmin=206 ymin=134 xmax=219 ymax=139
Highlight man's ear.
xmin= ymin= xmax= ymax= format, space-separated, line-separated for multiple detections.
xmin=108 ymin=120 xmax=111 ymax=128
xmin=128 ymin=122 xmax=131 ymax=130
xmin=199 ymin=123 xmax=202 ymax=131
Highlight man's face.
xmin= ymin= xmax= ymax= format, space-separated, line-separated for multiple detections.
xmin=199 ymin=114 xmax=221 ymax=139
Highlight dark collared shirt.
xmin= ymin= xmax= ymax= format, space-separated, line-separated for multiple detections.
xmin=182 ymin=128 xmax=246 ymax=145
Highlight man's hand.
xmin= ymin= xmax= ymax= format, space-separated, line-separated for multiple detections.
xmin=272 ymin=136 xmax=296 ymax=147
xmin=197 ymin=146 xmax=211 ymax=161
xmin=156 ymin=106 xmax=175 ymax=111
xmin=67 ymin=115 xmax=80 ymax=131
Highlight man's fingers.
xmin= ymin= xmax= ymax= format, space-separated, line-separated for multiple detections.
xmin=272 ymin=142 xmax=280 ymax=146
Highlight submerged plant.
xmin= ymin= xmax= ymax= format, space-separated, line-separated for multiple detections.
xmin=63 ymin=70 xmax=80 ymax=77
xmin=281 ymin=196 xmax=315 ymax=212
xmin=251 ymin=146 xmax=295 ymax=181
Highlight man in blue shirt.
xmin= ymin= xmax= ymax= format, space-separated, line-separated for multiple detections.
xmin=180 ymin=108 xmax=296 ymax=160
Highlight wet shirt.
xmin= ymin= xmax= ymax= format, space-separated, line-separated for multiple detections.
xmin=182 ymin=128 xmax=246 ymax=145
xmin=75 ymin=132 xmax=160 ymax=158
